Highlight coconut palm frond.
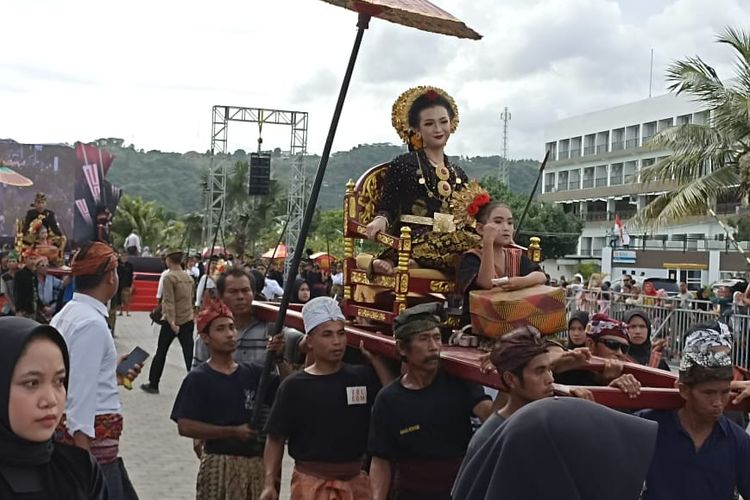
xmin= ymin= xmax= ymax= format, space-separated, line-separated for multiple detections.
xmin=666 ymin=57 xmax=728 ymax=108
xmin=647 ymin=123 xmax=730 ymax=157
xmin=718 ymin=26 xmax=750 ymax=66
xmin=635 ymin=166 xmax=739 ymax=228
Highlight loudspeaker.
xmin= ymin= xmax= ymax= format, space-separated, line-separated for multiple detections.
xmin=248 ymin=153 xmax=271 ymax=196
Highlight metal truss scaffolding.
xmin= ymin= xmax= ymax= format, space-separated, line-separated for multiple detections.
xmin=205 ymin=106 xmax=308 ymax=271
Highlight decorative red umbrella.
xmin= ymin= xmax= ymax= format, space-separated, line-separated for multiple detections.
xmin=252 ymin=0 xmax=481 ymax=426
xmin=0 ymin=165 xmax=33 ymax=187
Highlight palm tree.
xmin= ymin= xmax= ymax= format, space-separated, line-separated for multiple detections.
xmin=636 ymin=27 xmax=750 ymax=227
xmin=110 ymin=195 xmax=166 ymax=249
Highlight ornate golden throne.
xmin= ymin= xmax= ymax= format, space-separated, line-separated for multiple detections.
xmin=341 ymin=163 xmax=458 ymax=327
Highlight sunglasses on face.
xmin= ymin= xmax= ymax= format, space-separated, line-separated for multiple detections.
xmin=597 ymin=338 xmax=630 ymax=354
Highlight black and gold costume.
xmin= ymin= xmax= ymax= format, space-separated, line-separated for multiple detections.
xmin=24 ymin=208 xmax=62 ymax=237
xmin=375 ymin=150 xmax=479 ymax=269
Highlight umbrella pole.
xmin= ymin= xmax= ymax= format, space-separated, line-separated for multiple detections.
xmin=251 ymin=13 xmax=371 ymax=428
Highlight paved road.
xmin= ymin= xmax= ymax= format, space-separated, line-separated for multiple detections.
xmin=112 ymin=312 xmax=294 ymax=500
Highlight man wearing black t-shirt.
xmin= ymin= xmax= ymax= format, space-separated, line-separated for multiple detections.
xmin=261 ymin=297 xmax=392 ymax=500
xmin=369 ymin=303 xmax=493 ymax=500
xmin=171 ymin=300 xmax=283 ymax=500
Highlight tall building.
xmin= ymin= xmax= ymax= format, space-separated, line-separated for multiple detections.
xmin=539 ymin=93 xmax=745 ymax=285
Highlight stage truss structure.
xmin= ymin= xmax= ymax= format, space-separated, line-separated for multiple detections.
xmin=205 ymin=105 xmax=309 ymax=271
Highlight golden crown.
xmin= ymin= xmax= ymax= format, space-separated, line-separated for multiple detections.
xmin=391 ymin=86 xmax=460 ymax=146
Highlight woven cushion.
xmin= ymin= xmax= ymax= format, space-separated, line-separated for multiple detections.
xmin=469 ymin=285 xmax=566 ymax=338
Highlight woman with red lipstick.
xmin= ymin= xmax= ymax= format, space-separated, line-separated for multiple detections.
xmin=0 ymin=316 xmax=107 ymax=499
xmin=365 ymin=86 xmax=480 ymax=275
xmin=458 ymin=198 xmax=547 ymax=327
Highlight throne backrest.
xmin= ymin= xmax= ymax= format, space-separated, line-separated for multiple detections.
xmin=351 ymin=162 xmax=390 ymax=226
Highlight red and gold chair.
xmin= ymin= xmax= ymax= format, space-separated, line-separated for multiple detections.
xmin=341 ymin=163 xmax=458 ymax=327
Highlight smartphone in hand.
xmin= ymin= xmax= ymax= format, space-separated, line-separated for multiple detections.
xmin=117 ymin=346 xmax=150 ymax=390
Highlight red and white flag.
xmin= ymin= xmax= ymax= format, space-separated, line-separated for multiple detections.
xmin=614 ymin=213 xmax=631 ymax=247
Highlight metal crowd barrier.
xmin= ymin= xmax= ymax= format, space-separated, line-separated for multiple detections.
xmin=562 ymin=288 xmax=750 ymax=371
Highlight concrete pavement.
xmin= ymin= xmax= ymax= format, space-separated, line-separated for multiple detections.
xmin=112 ymin=312 xmax=293 ymax=500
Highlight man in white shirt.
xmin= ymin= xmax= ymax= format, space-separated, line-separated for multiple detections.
xmin=123 ymin=230 xmax=141 ymax=256
xmin=51 ymin=241 xmax=142 ymax=500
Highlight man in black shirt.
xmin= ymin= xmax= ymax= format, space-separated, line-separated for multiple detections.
xmin=171 ymin=300 xmax=282 ymax=500
xmin=261 ymin=297 xmax=392 ymax=500
xmin=369 ymin=303 xmax=493 ymax=500
xmin=13 ymin=252 xmax=41 ymax=319
xmin=116 ymin=252 xmax=134 ymax=317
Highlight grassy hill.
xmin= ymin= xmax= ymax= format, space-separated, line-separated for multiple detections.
xmin=99 ymin=139 xmax=541 ymax=214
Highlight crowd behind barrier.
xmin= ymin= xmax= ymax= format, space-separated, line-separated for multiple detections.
xmin=564 ymin=288 xmax=750 ymax=371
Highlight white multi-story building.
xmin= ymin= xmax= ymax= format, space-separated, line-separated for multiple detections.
xmin=538 ymin=93 xmax=746 ymax=286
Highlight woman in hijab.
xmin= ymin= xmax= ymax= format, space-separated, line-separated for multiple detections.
xmin=624 ymin=309 xmax=670 ymax=370
xmin=452 ymin=397 xmax=657 ymax=500
xmin=0 ymin=316 xmax=107 ymax=499
xmin=291 ymin=278 xmax=311 ymax=304
xmin=566 ymin=310 xmax=589 ymax=349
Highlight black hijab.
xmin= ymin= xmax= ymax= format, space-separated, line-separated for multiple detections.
xmin=292 ymin=278 xmax=310 ymax=304
xmin=0 ymin=317 xmax=70 ymax=467
xmin=453 ymin=398 xmax=657 ymax=500
xmin=567 ymin=310 xmax=590 ymax=348
xmin=624 ymin=309 xmax=652 ymax=365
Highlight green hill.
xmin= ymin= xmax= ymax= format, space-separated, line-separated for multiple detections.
xmin=98 ymin=138 xmax=541 ymax=214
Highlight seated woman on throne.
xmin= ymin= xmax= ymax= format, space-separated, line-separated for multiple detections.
xmin=365 ymin=86 xmax=481 ymax=275
xmin=19 ymin=193 xmax=65 ymax=267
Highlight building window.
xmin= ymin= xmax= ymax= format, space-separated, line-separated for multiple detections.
xmin=610 ymin=163 xmax=623 ymax=185
xmin=657 ymin=118 xmax=674 ymax=133
xmin=569 ymin=169 xmax=580 ymax=190
xmin=582 ymin=167 xmax=595 ymax=189
xmin=625 ymin=125 xmax=640 ymax=149
xmin=611 ymin=127 xmax=625 ymax=150
xmin=623 ymin=161 xmax=637 ymax=184
xmin=595 ymin=165 xmax=608 ymax=187
xmin=570 ymin=137 xmax=582 ymax=158
xmin=557 ymin=171 xmax=569 ymax=192
xmin=676 ymin=114 xmax=692 ymax=126
xmin=583 ymin=134 xmax=596 ymax=156
xmin=544 ymin=172 xmax=555 ymax=193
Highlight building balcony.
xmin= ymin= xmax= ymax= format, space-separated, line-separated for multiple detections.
xmin=583 ymin=146 xmax=595 ymax=155
xmin=537 ymin=180 xmax=675 ymax=204
xmin=596 ymin=144 xmax=608 ymax=154
xmin=611 ymin=141 xmax=624 ymax=151
xmin=595 ymin=176 xmax=608 ymax=187
xmin=569 ymin=148 xmax=581 ymax=158
xmin=558 ymin=150 xmax=569 ymax=160
xmin=625 ymin=138 xmax=639 ymax=149
xmin=715 ymin=202 xmax=743 ymax=215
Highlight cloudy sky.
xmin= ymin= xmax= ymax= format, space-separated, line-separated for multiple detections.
xmin=1 ymin=0 xmax=748 ymax=160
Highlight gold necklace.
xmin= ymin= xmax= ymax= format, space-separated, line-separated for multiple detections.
xmin=416 ymin=152 xmax=459 ymax=210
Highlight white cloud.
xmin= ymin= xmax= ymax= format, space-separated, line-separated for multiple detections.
xmin=0 ymin=0 xmax=748 ymax=160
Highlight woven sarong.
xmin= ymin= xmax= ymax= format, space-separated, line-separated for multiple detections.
xmin=196 ymin=454 xmax=264 ymax=500
xmin=290 ymin=468 xmax=371 ymax=500
xmin=56 ymin=413 xmax=123 ymax=465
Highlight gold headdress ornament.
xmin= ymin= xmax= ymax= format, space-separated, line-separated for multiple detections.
xmin=452 ymin=180 xmax=490 ymax=229
xmin=392 ymin=86 xmax=459 ymax=150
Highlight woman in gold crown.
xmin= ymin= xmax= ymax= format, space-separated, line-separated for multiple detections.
xmin=366 ymin=86 xmax=481 ymax=274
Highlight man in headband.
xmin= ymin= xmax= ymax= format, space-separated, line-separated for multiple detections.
xmin=368 ymin=303 xmax=493 ymax=500
xmin=172 ymin=300 xmax=283 ymax=500
xmin=463 ymin=328 xmax=595 ymax=465
xmin=554 ymin=313 xmax=641 ymax=399
xmin=51 ymin=241 xmax=142 ymax=499
xmin=639 ymin=322 xmax=750 ymax=500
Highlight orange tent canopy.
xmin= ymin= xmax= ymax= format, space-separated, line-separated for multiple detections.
xmin=262 ymin=244 xmax=287 ymax=259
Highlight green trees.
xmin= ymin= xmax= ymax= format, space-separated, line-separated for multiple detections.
xmin=637 ymin=27 xmax=750 ymax=226
xmin=481 ymin=177 xmax=583 ymax=259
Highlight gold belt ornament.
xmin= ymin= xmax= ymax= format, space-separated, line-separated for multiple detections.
xmin=400 ymin=213 xmax=456 ymax=233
